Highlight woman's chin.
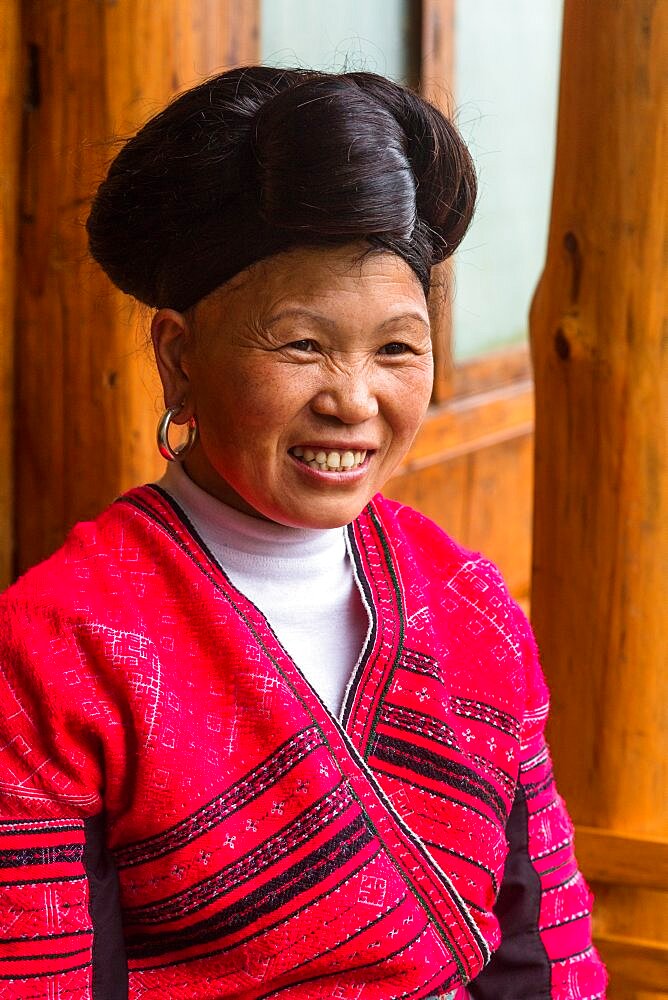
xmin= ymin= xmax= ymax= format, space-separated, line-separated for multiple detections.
xmin=253 ymin=482 xmax=379 ymax=530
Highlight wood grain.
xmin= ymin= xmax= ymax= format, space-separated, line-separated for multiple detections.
xmin=0 ymin=1 xmax=20 ymax=587
xmin=593 ymin=934 xmax=668 ymax=993
xmin=576 ymin=827 xmax=668 ymax=893
xmin=420 ymin=0 xmax=454 ymax=106
xmin=590 ymin=883 xmax=668 ymax=956
xmin=530 ymin=0 xmax=667 ymax=840
xmin=15 ymin=0 xmax=260 ymax=576
xmin=397 ymin=378 xmax=534 ymax=472
xmin=529 ymin=1 xmax=667 ymax=995
xmin=452 ymin=343 xmax=533 ymax=398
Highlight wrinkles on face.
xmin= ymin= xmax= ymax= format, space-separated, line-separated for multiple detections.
xmin=196 ymin=249 xmax=429 ymax=348
xmin=176 ymin=243 xmax=434 ymax=527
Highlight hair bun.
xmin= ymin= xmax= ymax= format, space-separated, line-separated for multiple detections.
xmin=87 ymin=66 xmax=476 ymax=309
xmin=249 ymin=75 xmax=418 ymax=239
xmin=347 ymin=73 xmax=477 ymax=261
xmin=87 ymin=67 xmax=307 ymax=306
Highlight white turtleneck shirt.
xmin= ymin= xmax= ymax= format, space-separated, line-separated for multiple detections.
xmin=156 ymin=461 xmax=369 ymax=718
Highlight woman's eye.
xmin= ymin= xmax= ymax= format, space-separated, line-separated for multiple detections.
xmin=378 ymin=342 xmax=412 ymax=356
xmin=286 ymin=339 xmax=317 ymax=352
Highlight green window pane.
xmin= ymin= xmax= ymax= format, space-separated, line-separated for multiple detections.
xmin=260 ymin=0 xmax=419 ymax=85
xmin=453 ymin=0 xmax=563 ymax=361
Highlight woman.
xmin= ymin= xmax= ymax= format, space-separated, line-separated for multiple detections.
xmin=0 ymin=67 xmax=606 ymax=999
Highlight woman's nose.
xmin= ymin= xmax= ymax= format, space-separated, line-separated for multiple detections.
xmin=310 ymin=370 xmax=379 ymax=424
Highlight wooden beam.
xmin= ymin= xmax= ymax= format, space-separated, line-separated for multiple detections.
xmin=421 ymin=0 xmax=455 ymax=105
xmin=386 ymin=401 xmax=534 ymax=603
xmin=529 ymin=3 xmax=667 ymax=986
xmin=396 ymin=379 xmax=533 ymax=472
xmin=452 ymin=344 xmax=533 ymax=398
xmin=576 ymin=826 xmax=668 ymax=892
xmin=0 ymin=1 xmax=20 ymax=588
xmin=529 ymin=0 xmax=667 ymax=837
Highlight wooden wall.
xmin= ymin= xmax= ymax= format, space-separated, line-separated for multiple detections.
xmin=13 ymin=0 xmax=260 ymax=578
xmin=530 ymin=1 xmax=667 ymax=996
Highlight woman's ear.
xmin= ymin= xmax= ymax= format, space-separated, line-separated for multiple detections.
xmin=151 ymin=309 xmax=195 ymax=422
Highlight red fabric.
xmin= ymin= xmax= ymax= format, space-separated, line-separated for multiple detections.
xmin=0 ymin=487 xmax=607 ymax=998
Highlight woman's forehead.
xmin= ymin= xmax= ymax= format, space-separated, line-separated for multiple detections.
xmin=203 ymin=244 xmax=425 ymax=314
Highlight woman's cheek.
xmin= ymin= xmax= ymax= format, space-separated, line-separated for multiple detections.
xmin=396 ymin=366 xmax=433 ymax=427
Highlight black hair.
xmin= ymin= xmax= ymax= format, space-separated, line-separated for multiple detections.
xmin=87 ymin=65 xmax=477 ymax=310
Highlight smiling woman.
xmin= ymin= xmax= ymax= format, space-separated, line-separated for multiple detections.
xmin=154 ymin=244 xmax=433 ymax=528
xmin=0 ymin=66 xmax=606 ymax=1000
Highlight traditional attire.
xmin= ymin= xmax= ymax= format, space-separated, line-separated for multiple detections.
xmin=0 ymin=485 xmax=607 ymax=999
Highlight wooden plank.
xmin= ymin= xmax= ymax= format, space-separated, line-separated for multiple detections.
xmin=587 ymin=887 xmax=668 ymax=999
xmin=426 ymin=262 xmax=455 ymax=405
xmin=386 ymin=442 xmax=533 ymax=604
xmin=594 ymin=933 xmax=668 ymax=992
xmin=15 ymin=0 xmax=261 ymax=577
xmin=452 ymin=343 xmax=533 ymax=397
xmin=386 ymin=453 xmax=469 ymax=545
xmin=421 ymin=0 xmax=454 ymax=105
xmin=395 ymin=379 xmax=534 ymax=472
xmin=0 ymin=0 xmax=19 ymax=588
xmin=576 ymin=826 xmax=668 ymax=892
xmin=463 ymin=433 xmax=533 ymax=600
xmin=588 ymin=883 xmax=668 ymax=971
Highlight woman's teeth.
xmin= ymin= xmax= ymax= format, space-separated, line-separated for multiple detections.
xmin=291 ymin=447 xmax=367 ymax=472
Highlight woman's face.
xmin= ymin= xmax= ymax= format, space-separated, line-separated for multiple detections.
xmin=153 ymin=243 xmax=433 ymax=529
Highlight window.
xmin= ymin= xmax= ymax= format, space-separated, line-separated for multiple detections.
xmin=261 ymin=0 xmax=419 ymax=84
xmin=453 ymin=0 xmax=563 ymax=360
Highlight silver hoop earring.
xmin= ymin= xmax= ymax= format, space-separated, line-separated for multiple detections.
xmin=157 ymin=406 xmax=198 ymax=462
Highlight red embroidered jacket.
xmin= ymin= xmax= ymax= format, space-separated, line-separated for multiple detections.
xmin=0 ymin=487 xmax=607 ymax=999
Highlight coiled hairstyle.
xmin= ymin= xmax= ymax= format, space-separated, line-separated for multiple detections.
xmin=87 ymin=65 xmax=477 ymax=310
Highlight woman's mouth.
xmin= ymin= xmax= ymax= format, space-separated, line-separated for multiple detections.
xmin=289 ymin=446 xmax=368 ymax=473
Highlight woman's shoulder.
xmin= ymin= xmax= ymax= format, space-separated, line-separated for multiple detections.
xmin=1 ymin=486 xmax=160 ymax=616
xmin=370 ymin=492 xmax=504 ymax=583
xmin=370 ymin=493 xmax=545 ymax=700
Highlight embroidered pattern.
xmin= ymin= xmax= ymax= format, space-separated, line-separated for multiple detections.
xmin=114 ymin=726 xmax=325 ymax=869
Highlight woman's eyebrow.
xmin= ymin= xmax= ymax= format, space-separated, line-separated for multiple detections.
xmin=265 ymin=308 xmax=338 ymax=329
xmin=265 ymin=308 xmax=429 ymax=331
xmin=378 ymin=312 xmax=430 ymax=330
